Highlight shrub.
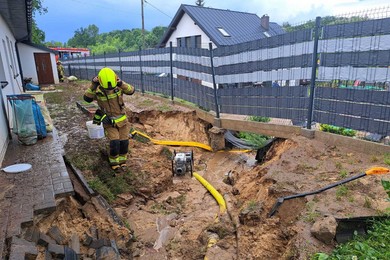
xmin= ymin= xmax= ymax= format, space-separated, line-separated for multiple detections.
xmin=320 ymin=124 xmax=356 ymax=137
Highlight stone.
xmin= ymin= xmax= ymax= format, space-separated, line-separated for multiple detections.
xmin=208 ymin=126 xmax=225 ymax=151
xmin=310 ymin=216 xmax=337 ymax=244
xmin=238 ymin=203 xmax=263 ymax=226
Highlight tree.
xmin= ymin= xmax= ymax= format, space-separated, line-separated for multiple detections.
xmin=67 ymin=24 xmax=99 ymax=47
xmin=31 ymin=0 xmax=48 ymax=44
xmin=195 ymin=0 xmax=205 ymax=7
xmin=45 ymin=41 xmax=64 ymax=47
xmin=282 ymin=15 xmax=369 ymax=32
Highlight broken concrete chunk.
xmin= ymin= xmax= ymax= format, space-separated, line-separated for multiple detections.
xmin=310 ymin=216 xmax=337 ymax=245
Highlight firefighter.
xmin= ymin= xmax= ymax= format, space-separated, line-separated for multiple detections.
xmin=83 ymin=67 xmax=135 ymax=173
xmin=57 ymin=60 xmax=65 ymax=82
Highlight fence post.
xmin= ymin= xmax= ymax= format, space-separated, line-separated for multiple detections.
xmin=209 ymin=42 xmax=220 ymax=119
xmin=118 ymin=49 xmax=123 ymax=79
xmin=139 ymin=47 xmax=145 ymax=95
xmin=170 ymin=42 xmax=174 ymax=102
xmin=93 ymin=53 xmax=96 ymax=76
xmin=84 ymin=55 xmax=88 ymax=80
xmin=104 ymin=51 xmax=107 ymax=67
xmin=78 ymin=56 xmax=81 ymax=79
xmin=306 ymin=16 xmax=321 ymax=130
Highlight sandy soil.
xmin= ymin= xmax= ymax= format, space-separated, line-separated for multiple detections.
xmin=44 ymin=81 xmax=390 ymax=259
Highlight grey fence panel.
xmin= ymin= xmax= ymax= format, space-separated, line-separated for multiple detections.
xmin=215 ymin=54 xmax=313 ymax=76
xmin=214 ymin=29 xmax=313 ymax=56
xmin=314 ymin=111 xmax=389 ymax=135
xmin=173 ymin=79 xmax=214 ymax=111
xmin=315 ymin=99 xmax=390 ymax=121
xmin=314 ymin=87 xmax=390 ymax=135
xmin=322 ymin=18 xmax=390 ymax=39
xmin=321 ymin=50 xmax=390 ymax=67
xmin=175 ymin=61 xmax=210 ymax=74
xmin=219 ymin=86 xmax=309 ymax=120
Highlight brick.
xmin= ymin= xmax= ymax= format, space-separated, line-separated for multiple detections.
xmin=96 ymin=246 xmax=120 ymax=260
xmin=64 ymin=246 xmax=78 ymax=260
xmin=83 ymin=234 xmax=93 ymax=246
xmin=38 ymin=232 xmax=56 ymax=247
xmin=89 ymin=239 xmax=111 ymax=249
xmin=48 ymin=243 xmax=65 ymax=258
xmin=47 ymin=226 xmax=66 ymax=245
xmin=23 ymin=226 xmax=40 ymax=243
xmin=9 ymin=236 xmax=38 ymax=260
xmin=69 ymin=233 xmax=81 ymax=255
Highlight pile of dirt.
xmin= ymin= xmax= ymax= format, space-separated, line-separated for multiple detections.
xmin=44 ymin=82 xmax=390 ymax=259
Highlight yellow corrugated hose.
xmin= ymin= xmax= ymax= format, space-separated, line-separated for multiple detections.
xmin=130 ymin=130 xmax=213 ymax=151
xmin=193 ymin=172 xmax=226 ymax=215
xmin=193 ymin=172 xmax=227 ymax=260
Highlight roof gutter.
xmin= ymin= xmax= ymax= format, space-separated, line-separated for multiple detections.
xmin=14 ymin=0 xmax=34 ymax=92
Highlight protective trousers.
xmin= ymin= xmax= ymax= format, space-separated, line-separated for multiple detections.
xmin=105 ymin=121 xmax=131 ymax=166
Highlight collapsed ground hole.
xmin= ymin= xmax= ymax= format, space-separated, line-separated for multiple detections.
xmin=42 ymin=85 xmax=389 ymax=259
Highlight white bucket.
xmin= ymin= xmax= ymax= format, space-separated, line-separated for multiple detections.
xmin=86 ymin=121 xmax=104 ymax=139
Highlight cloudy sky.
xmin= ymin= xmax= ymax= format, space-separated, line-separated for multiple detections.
xmin=35 ymin=0 xmax=390 ymax=43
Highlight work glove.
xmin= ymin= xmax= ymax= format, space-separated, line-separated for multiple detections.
xmin=91 ymin=76 xmax=99 ymax=90
xmin=116 ymin=77 xmax=123 ymax=87
xmin=93 ymin=109 xmax=105 ymax=125
xmin=101 ymin=114 xmax=113 ymax=126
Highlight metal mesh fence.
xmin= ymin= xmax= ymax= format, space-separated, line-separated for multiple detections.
xmin=63 ymin=6 xmax=390 ymax=144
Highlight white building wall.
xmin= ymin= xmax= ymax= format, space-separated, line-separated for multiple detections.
xmin=18 ymin=44 xmax=59 ymax=84
xmin=164 ymin=13 xmax=216 ymax=49
xmin=0 ymin=15 xmax=23 ymax=165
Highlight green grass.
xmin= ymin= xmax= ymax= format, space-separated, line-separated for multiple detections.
xmin=339 ymin=169 xmax=348 ymax=178
xmin=237 ymin=132 xmax=269 ymax=148
xmin=88 ymin=178 xmax=115 ymax=203
xmin=157 ymin=104 xmax=172 ymax=112
xmin=336 ymin=185 xmax=349 ymax=201
xmin=384 ymin=153 xmax=390 ymax=166
xmin=312 ymin=219 xmax=390 ymax=260
xmin=320 ymin=124 xmax=357 ymax=137
xmin=247 ymin=115 xmax=271 ymax=123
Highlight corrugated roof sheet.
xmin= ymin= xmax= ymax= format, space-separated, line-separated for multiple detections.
xmin=159 ymin=4 xmax=285 ymax=47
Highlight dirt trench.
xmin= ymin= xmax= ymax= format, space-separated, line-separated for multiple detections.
xmin=43 ymin=85 xmax=389 ymax=259
xmin=111 ymin=109 xmax=296 ymax=259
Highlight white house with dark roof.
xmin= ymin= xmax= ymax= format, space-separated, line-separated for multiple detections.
xmin=158 ymin=4 xmax=285 ymax=49
xmin=0 ymin=0 xmax=59 ymax=165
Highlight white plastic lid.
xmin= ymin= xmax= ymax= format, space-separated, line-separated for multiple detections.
xmin=1 ymin=163 xmax=32 ymax=173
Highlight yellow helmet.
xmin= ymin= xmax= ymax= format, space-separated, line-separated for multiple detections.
xmin=98 ymin=67 xmax=117 ymax=89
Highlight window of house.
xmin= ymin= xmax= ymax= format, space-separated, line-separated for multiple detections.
xmin=217 ymin=27 xmax=230 ymax=37
xmin=263 ymin=31 xmax=271 ymax=38
xmin=195 ymin=35 xmax=201 ymax=48
xmin=185 ymin=37 xmax=191 ymax=48
xmin=177 ymin=38 xmax=182 ymax=47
